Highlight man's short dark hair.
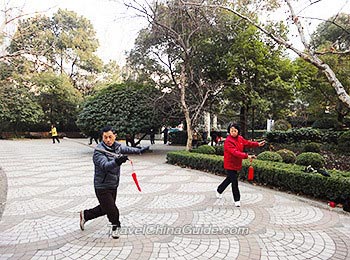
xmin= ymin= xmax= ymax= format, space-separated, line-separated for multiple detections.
xmin=227 ymin=122 xmax=240 ymax=134
xmin=101 ymin=125 xmax=115 ymax=134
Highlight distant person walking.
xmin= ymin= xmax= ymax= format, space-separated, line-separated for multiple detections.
xmin=88 ymin=131 xmax=100 ymax=145
xmin=49 ymin=124 xmax=60 ymax=144
xmin=150 ymin=128 xmax=155 ymax=145
xmin=210 ymin=128 xmax=217 ymax=146
xmin=162 ymin=127 xmax=169 ymax=144
xmin=216 ymin=122 xmax=265 ymax=207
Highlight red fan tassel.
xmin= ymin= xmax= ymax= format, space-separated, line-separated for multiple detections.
xmin=130 ymin=160 xmax=141 ymax=192
xmin=248 ymin=158 xmax=254 ymax=181
xmin=132 ymin=172 xmax=141 ymax=192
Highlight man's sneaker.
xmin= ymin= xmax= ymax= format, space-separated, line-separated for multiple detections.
xmin=111 ymin=229 xmax=120 ymax=239
xmin=216 ymin=191 xmax=223 ymax=199
xmin=79 ymin=211 xmax=86 ymax=231
xmin=234 ymin=201 xmax=241 ymax=207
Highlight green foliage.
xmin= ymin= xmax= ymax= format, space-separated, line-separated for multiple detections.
xmin=276 ymin=149 xmax=296 ymax=164
xmin=298 ymin=14 xmax=350 ymax=124
xmin=267 ymin=128 xmax=344 ymax=144
xmin=214 ymin=145 xmax=224 ymax=156
xmin=320 ymin=130 xmax=342 ymax=144
xmin=191 ymin=145 xmax=216 ymax=155
xmin=272 ymin=119 xmax=291 ymax=131
xmin=312 ymin=118 xmax=340 ymax=129
xmin=8 ymin=9 xmax=102 ymax=93
xmin=166 ymin=151 xmax=225 ymax=175
xmin=266 ymin=128 xmax=321 ymax=143
xmin=0 ymin=82 xmax=44 ymax=132
xmin=338 ymin=131 xmax=350 ymax=154
xmin=303 ymin=142 xmax=321 ymax=153
xmin=77 ymin=83 xmax=162 ymax=136
xmin=224 ymin=23 xmax=295 ymax=135
xmin=295 ymin=152 xmax=325 ymax=168
xmin=257 ymin=151 xmax=283 ymax=162
xmin=34 ymin=72 xmax=82 ymax=130
xmin=311 ymin=13 xmax=350 ymax=51
xmin=166 ymin=150 xmax=350 ymax=202
xmin=293 ymin=128 xmax=321 ymax=141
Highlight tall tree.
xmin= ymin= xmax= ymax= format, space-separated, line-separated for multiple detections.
xmin=7 ymin=9 xmax=103 ymax=94
xmin=34 ymin=71 xmax=82 ymax=131
xmin=126 ymin=0 xmax=235 ymax=150
xmin=223 ymin=23 xmax=294 ymax=136
xmin=185 ymin=0 xmax=350 ymax=109
xmin=292 ymin=13 xmax=350 ymax=125
xmin=77 ymin=82 xmax=163 ymax=146
xmin=0 ymin=81 xmax=44 ymax=132
xmin=0 ymin=0 xmax=41 ymax=61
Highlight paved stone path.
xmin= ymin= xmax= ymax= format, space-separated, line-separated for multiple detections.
xmin=0 ymin=139 xmax=349 ymax=260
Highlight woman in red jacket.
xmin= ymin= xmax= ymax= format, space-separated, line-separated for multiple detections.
xmin=216 ymin=122 xmax=265 ymax=207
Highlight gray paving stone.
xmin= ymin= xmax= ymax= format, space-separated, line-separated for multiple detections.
xmin=0 ymin=139 xmax=349 ymax=259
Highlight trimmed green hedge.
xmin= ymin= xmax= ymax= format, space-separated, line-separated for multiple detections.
xmin=295 ymin=152 xmax=325 ymax=168
xmin=267 ymin=128 xmax=321 ymax=143
xmin=257 ymin=151 xmax=283 ymax=162
xmin=167 ymin=151 xmax=225 ymax=174
xmin=338 ymin=131 xmax=350 ymax=154
xmin=276 ymin=149 xmax=296 ymax=164
xmin=214 ymin=145 xmax=224 ymax=156
xmin=266 ymin=128 xmax=345 ymax=144
xmin=166 ymin=151 xmax=350 ymax=202
xmin=312 ymin=117 xmax=340 ymax=129
xmin=303 ymin=142 xmax=321 ymax=153
xmin=191 ymin=145 xmax=216 ymax=154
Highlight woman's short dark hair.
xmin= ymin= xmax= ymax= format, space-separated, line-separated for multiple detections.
xmin=227 ymin=122 xmax=240 ymax=133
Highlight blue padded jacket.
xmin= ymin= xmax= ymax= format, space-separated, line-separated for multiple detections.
xmin=93 ymin=141 xmax=141 ymax=190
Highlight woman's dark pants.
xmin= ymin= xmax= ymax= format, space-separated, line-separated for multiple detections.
xmin=217 ymin=170 xmax=240 ymax=202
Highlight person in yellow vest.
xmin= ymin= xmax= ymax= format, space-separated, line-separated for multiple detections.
xmin=49 ymin=124 xmax=60 ymax=144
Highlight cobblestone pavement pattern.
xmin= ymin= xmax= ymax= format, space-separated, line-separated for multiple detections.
xmin=0 ymin=139 xmax=350 ymax=260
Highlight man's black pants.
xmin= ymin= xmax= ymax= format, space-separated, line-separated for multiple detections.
xmin=217 ymin=170 xmax=240 ymax=202
xmin=84 ymin=189 xmax=120 ymax=229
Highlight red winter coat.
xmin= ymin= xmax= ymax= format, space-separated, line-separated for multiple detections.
xmin=224 ymin=135 xmax=259 ymax=170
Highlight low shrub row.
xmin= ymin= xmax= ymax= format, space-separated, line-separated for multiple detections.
xmin=266 ymin=128 xmax=344 ymax=144
xmin=276 ymin=149 xmax=296 ymax=163
xmin=167 ymin=151 xmax=225 ymax=174
xmin=191 ymin=145 xmax=224 ymax=156
xmin=166 ymin=151 xmax=350 ymax=203
xmin=312 ymin=117 xmax=342 ymax=129
xmin=257 ymin=151 xmax=325 ymax=168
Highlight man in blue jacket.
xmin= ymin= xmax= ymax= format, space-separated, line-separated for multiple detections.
xmin=80 ymin=125 xmax=149 ymax=239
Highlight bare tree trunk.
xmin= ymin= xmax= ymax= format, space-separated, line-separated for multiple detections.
xmin=60 ymin=50 xmax=63 ymax=75
xmin=212 ymin=114 xmax=218 ymax=129
xmin=180 ymin=63 xmax=193 ymax=151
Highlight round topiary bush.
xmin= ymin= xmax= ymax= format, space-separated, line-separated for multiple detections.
xmin=338 ymin=131 xmax=350 ymax=154
xmin=312 ymin=118 xmax=339 ymax=129
xmin=276 ymin=149 xmax=296 ymax=164
xmin=77 ymin=83 xmax=163 ymax=138
xmin=303 ymin=142 xmax=321 ymax=153
xmin=295 ymin=152 xmax=325 ymax=168
xmin=191 ymin=145 xmax=216 ymax=154
xmin=272 ymin=119 xmax=292 ymax=131
xmin=257 ymin=151 xmax=283 ymax=162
